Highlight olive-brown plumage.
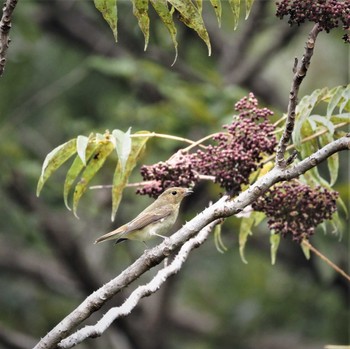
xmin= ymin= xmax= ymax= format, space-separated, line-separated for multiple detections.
xmin=94 ymin=187 xmax=192 ymax=244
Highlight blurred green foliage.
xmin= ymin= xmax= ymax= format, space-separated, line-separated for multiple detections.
xmin=0 ymin=1 xmax=348 ymax=348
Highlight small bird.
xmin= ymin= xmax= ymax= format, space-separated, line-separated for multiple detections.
xmin=94 ymin=187 xmax=192 ymax=244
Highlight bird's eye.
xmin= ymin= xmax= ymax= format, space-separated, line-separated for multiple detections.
xmin=171 ymin=191 xmax=177 ymax=196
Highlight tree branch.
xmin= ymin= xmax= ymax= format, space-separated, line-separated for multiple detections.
xmin=33 ymin=134 xmax=350 ymax=349
xmin=58 ymin=220 xmax=221 ymax=348
xmin=0 ymin=0 xmax=18 ymax=76
xmin=275 ymin=24 xmax=322 ymax=168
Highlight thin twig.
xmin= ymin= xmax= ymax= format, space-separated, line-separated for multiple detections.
xmin=89 ymin=174 xmax=216 ymax=191
xmin=130 ymin=132 xmax=206 ymax=149
xmin=181 ymin=132 xmax=226 ymax=152
xmin=0 ymin=0 xmax=18 ymax=76
xmin=273 ymin=114 xmax=287 ymax=128
xmin=275 ymin=24 xmax=322 ymax=168
xmin=302 ymin=240 xmax=350 ymax=283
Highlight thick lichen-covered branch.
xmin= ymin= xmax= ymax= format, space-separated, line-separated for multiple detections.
xmin=58 ymin=220 xmax=221 ymax=349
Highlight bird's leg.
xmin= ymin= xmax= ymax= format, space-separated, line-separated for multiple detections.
xmin=153 ymin=233 xmax=168 ymax=239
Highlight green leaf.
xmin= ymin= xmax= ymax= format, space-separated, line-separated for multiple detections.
xmin=111 ymin=131 xmax=150 ymax=220
xmin=37 ymin=139 xmax=77 ymax=197
xmin=194 ymin=0 xmax=203 ymax=13
xmin=131 ymin=0 xmax=150 ymax=51
xmin=337 ymin=196 xmax=348 ymax=219
xmin=112 ymin=128 xmax=132 ymax=173
xmin=326 ymin=85 xmax=343 ymax=118
xmin=270 ymin=233 xmax=280 ymax=265
xmin=94 ymin=0 xmax=118 ymax=42
xmin=168 ymin=0 xmax=211 ymax=56
xmin=63 ymin=142 xmax=99 ymax=210
xmin=339 ymin=84 xmax=350 ymax=113
xmin=214 ymin=222 xmax=227 ymax=253
xmin=209 ymin=0 xmax=221 ymax=26
xmin=239 ymin=211 xmax=265 ymax=264
xmin=245 ymin=0 xmax=254 ymax=19
xmin=228 ymin=0 xmax=240 ymax=30
xmin=330 ymin=112 xmax=350 ymax=124
xmin=73 ymin=141 xmax=115 ymax=218
xmin=294 ymin=88 xmax=327 ymax=148
xmin=300 ymin=134 xmax=318 ymax=160
xmin=301 ymin=240 xmax=311 ymax=260
xmin=319 ymin=133 xmax=338 ymax=186
xmin=329 ymin=207 xmax=345 ymax=236
xmin=319 ymin=221 xmax=327 ymax=234
xmin=76 ymin=135 xmax=90 ymax=166
xmin=150 ymin=0 xmax=178 ymax=64
xmin=309 ymin=114 xmax=334 ymax=135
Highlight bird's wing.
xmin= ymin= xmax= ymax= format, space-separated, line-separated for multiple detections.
xmin=124 ymin=206 xmax=173 ymax=233
xmin=94 ymin=206 xmax=172 ymax=244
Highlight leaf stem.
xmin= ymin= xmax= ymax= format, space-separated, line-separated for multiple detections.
xmin=263 ymin=121 xmax=348 ymax=164
xmin=181 ymin=132 xmax=227 ymax=152
xmin=302 ymin=240 xmax=350 ymax=283
xmin=130 ymin=132 xmax=206 ymax=149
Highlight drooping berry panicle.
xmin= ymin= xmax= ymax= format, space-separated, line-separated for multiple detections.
xmin=191 ymin=93 xmax=276 ymax=195
xmin=276 ymin=0 xmax=350 ymax=42
xmin=252 ymin=180 xmax=339 ymax=242
xmin=138 ymin=93 xmax=277 ymax=197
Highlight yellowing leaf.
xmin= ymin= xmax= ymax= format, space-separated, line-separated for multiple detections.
xmin=245 ymin=0 xmax=254 ymax=19
xmin=194 ymin=0 xmax=203 ymax=13
xmin=94 ymin=0 xmax=118 ymax=42
xmin=73 ymin=141 xmax=115 ymax=218
xmin=214 ymin=222 xmax=227 ymax=253
xmin=150 ymin=0 xmax=178 ymax=63
xmin=63 ymin=142 xmax=99 ymax=210
xmin=239 ymin=211 xmax=265 ymax=263
xmin=168 ymin=0 xmax=211 ymax=56
xmin=131 ymin=0 xmax=150 ymax=50
xmin=270 ymin=233 xmax=280 ymax=265
xmin=209 ymin=0 xmax=222 ymax=26
xmin=37 ymin=139 xmax=76 ymax=197
xmin=301 ymin=240 xmax=311 ymax=260
xmin=111 ymin=131 xmax=149 ymax=221
xmin=228 ymin=0 xmax=240 ymax=30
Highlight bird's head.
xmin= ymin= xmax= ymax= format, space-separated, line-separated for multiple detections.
xmin=157 ymin=187 xmax=193 ymax=205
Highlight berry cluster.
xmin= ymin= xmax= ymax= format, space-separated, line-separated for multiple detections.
xmin=138 ymin=93 xmax=277 ymax=197
xmin=276 ymin=0 xmax=350 ymax=42
xmin=137 ymin=152 xmax=199 ymax=197
xmin=192 ymin=95 xmax=276 ymax=194
xmin=252 ymin=180 xmax=339 ymax=242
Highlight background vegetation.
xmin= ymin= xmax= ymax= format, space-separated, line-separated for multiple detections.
xmin=0 ymin=1 xmax=349 ymax=348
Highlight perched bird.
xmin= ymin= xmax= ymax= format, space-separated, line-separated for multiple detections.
xmin=94 ymin=187 xmax=192 ymax=244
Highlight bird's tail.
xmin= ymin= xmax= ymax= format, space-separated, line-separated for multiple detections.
xmin=94 ymin=226 xmax=126 ymax=244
